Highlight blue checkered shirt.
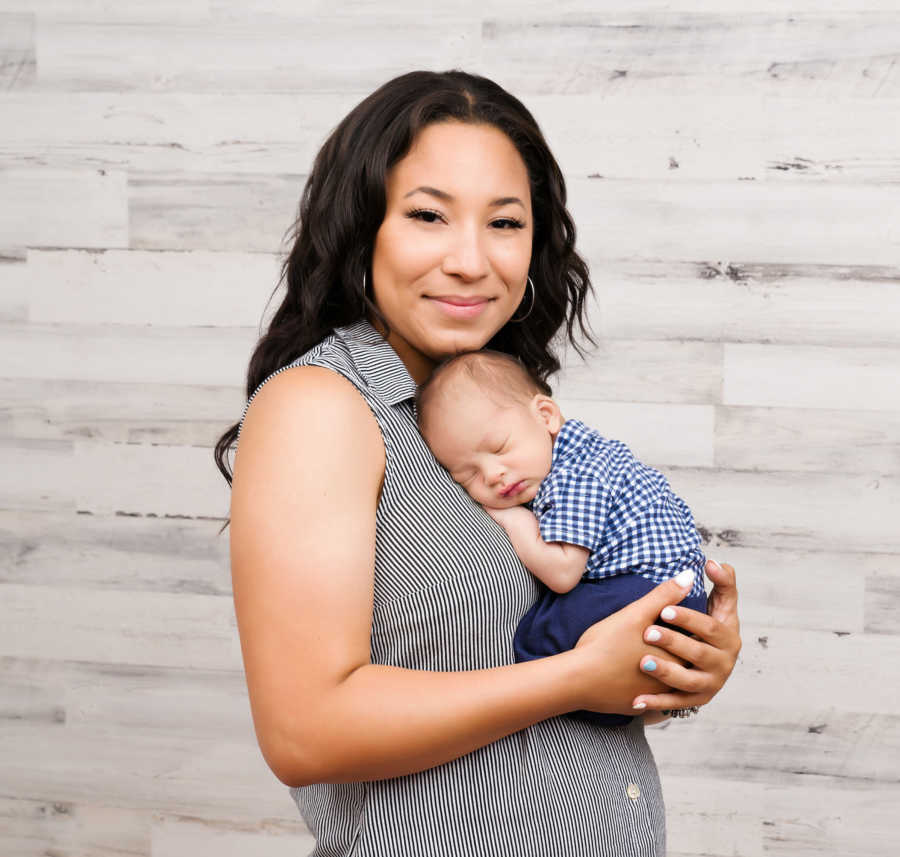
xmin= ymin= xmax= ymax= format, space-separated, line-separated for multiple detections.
xmin=527 ymin=419 xmax=706 ymax=596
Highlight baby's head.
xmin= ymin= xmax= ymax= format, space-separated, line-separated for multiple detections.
xmin=416 ymin=350 xmax=564 ymax=509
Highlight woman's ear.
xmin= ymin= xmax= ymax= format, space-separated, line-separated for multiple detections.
xmin=531 ymin=394 xmax=564 ymax=434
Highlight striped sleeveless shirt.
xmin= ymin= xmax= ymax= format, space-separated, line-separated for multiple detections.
xmin=237 ymin=319 xmax=666 ymax=857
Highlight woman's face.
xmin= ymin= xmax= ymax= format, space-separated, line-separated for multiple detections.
xmin=370 ymin=121 xmax=534 ymax=383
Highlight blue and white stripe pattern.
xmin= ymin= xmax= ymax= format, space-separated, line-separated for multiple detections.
xmin=237 ymin=320 xmax=667 ymax=857
xmin=529 ymin=419 xmax=707 ymax=598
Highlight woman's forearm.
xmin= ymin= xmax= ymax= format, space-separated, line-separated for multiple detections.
xmin=274 ymin=651 xmax=587 ymax=786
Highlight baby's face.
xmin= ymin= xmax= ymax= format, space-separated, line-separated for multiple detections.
xmin=422 ymin=380 xmax=562 ymax=509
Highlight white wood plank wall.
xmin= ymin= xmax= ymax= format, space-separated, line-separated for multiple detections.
xmin=1 ymin=2 xmax=898 ymax=854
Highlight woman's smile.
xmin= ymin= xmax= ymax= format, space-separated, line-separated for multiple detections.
xmin=425 ymin=294 xmax=496 ymax=319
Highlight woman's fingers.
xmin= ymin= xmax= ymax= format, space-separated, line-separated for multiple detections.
xmin=655 ymin=604 xmax=724 ymax=646
xmin=643 ymin=625 xmax=712 ymax=670
xmin=632 ymin=690 xmax=705 ymax=712
xmin=628 ymin=568 xmax=697 ymax=621
xmin=631 ymin=559 xmax=742 ymax=712
xmin=637 ymin=654 xmax=708 ymax=695
xmin=704 ymin=560 xmax=740 ymax=629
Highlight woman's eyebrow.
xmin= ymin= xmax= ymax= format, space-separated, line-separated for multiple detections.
xmin=404 ymin=185 xmax=525 ymax=210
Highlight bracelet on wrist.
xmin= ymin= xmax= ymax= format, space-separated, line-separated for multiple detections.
xmin=661 ymin=706 xmax=700 ymax=718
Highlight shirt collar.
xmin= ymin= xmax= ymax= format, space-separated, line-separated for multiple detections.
xmin=333 ymin=318 xmax=418 ymax=408
xmin=551 ymin=418 xmax=593 ymax=467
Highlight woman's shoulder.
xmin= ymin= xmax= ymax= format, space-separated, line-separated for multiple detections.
xmin=237 ymin=329 xmax=369 ymax=434
xmin=235 ymin=332 xmax=380 ymax=462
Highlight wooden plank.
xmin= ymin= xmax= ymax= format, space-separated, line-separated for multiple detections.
xmin=696 ymin=545 xmax=870 ymax=634
xmin=0 ymin=377 xmax=245 ymax=447
xmin=583 ymin=258 xmax=900 ymax=347
xmin=0 ymin=0 xmax=207 ymax=18
xmin=0 ymin=796 xmax=150 ymax=857
xmin=0 ymin=657 xmax=251 ymax=741
xmin=0 ymin=91 xmax=358 ymax=175
xmin=658 ymin=776 xmax=766 ymax=857
xmin=865 ymin=572 xmax=900 ymax=635
xmin=715 ymin=406 xmax=900 ymax=475
xmin=724 ymin=344 xmax=900 ymax=411
xmin=0 ymin=509 xmax=232 ymax=595
xmin=4 ymin=90 xmax=900 ymax=183
xmin=128 ymin=171 xmax=302 ymax=253
xmin=0 ymin=583 xmax=242 ymax=670
xmin=659 ymin=774 xmax=900 ymax=857
xmin=553 ymin=399 xmax=715 ymax=467
xmin=0 ymin=436 xmax=74 ymax=512
xmin=23 ymin=248 xmax=281 ymax=326
xmin=480 ymin=13 xmax=900 ymax=98
xmin=650 ymin=706 xmax=900 ymax=787
xmin=35 ymin=18 xmax=481 ymax=92
xmin=0 ymin=722 xmax=293 ymax=821
xmin=0 ymin=322 xmax=255 ymax=385
xmin=211 ymin=0 xmax=900 ymax=13
xmin=556 ymin=340 xmax=722 ymax=404
xmin=698 ymin=625 xmax=900 ymax=715
xmin=670 ymin=467 xmax=900 ymax=554
xmin=568 ymin=178 xmax=900 ymax=266
xmin=0 ymin=256 xmax=27 ymax=323
xmin=0 ymin=12 xmax=34 ymax=90
xmin=531 ymin=92 xmax=900 ymax=182
xmin=0 ymin=169 xmax=127 ymax=249
xmin=0 ymin=437 xmax=231 ymax=517
xmin=152 ymin=815 xmax=312 ymax=857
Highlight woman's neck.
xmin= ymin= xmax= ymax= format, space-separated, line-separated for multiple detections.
xmin=367 ymin=315 xmax=436 ymax=385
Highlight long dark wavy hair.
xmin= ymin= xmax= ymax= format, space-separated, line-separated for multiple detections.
xmin=213 ymin=69 xmax=595 ymax=526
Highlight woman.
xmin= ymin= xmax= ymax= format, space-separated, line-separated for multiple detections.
xmin=214 ymin=69 xmax=741 ymax=856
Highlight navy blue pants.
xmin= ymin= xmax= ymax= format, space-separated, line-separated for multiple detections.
xmin=513 ymin=573 xmax=708 ymax=727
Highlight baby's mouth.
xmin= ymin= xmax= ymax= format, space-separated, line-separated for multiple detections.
xmin=501 ymin=480 xmax=525 ymax=498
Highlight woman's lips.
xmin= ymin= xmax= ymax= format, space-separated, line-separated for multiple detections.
xmin=427 ymin=296 xmax=493 ymax=319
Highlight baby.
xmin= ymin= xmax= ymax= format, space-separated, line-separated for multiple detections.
xmin=416 ymin=349 xmax=708 ymax=726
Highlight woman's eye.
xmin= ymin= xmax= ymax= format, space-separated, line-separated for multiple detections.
xmin=406 ymin=208 xmax=443 ymax=224
xmin=405 ymin=209 xmax=525 ymax=230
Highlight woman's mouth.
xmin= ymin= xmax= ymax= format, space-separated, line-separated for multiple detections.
xmin=427 ymin=295 xmax=493 ymax=319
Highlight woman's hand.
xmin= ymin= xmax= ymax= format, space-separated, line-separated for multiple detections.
xmin=569 ymin=570 xmax=701 ymax=716
xmin=630 ymin=559 xmax=741 ymax=713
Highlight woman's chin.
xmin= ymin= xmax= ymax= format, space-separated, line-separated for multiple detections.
xmin=428 ymin=327 xmax=501 ymax=359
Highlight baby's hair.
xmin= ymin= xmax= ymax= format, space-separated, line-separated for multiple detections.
xmin=416 ymin=350 xmax=552 ymax=432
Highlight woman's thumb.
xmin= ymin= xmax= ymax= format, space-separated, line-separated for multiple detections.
xmin=652 ymin=568 xmax=695 ymax=606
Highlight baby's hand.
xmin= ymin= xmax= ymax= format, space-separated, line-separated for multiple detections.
xmin=484 ymin=504 xmax=538 ymax=541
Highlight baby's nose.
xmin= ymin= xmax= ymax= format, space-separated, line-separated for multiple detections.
xmin=489 ymin=470 xmax=507 ymax=487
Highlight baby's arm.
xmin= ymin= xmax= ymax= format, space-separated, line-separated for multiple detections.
xmin=485 ymin=505 xmax=589 ymax=594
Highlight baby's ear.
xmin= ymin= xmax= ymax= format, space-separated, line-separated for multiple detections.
xmin=533 ymin=394 xmax=564 ymax=433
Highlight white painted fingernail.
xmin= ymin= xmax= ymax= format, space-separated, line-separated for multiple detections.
xmin=707 ymin=559 xmax=722 ymax=572
xmin=646 ymin=629 xmax=662 ymax=642
xmin=633 ymin=701 xmax=647 ymax=710
xmin=661 ymin=606 xmax=677 ymax=621
xmin=674 ymin=569 xmax=694 ymax=588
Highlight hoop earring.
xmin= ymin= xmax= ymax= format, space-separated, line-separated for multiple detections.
xmin=510 ymin=276 xmax=535 ymax=323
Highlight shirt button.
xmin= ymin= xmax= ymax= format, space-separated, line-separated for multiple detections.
xmin=626 ymin=783 xmax=641 ymax=800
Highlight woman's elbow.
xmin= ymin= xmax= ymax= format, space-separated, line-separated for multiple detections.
xmin=258 ymin=722 xmax=336 ymax=788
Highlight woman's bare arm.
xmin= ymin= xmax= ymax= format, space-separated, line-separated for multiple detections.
xmin=229 ymin=366 xmax=721 ymax=787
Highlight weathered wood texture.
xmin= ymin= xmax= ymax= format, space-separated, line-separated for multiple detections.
xmin=1 ymin=4 xmax=898 ymax=855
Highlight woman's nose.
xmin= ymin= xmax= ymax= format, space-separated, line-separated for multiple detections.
xmin=443 ymin=225 xmax=489 ymax=280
